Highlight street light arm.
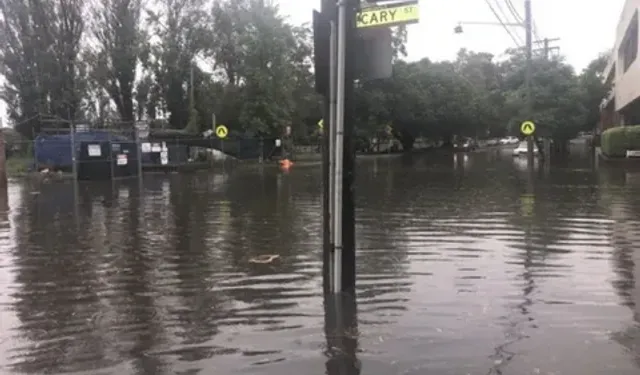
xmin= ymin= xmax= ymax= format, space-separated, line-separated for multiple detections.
xmin=457 ymin=21 xmax=523 ymax=27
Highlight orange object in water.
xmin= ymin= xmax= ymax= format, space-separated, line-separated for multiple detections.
xmin=279 ymin=158 xmax=293 ymax=170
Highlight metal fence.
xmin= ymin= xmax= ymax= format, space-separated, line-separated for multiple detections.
xmin=5 ymin=129 xmax=308 ymax=180
xmin=3 ymin=115 xmax=352 ymax=179
xmin=5 ymin=132 xmax=406 ymax=176
xmin=32 ymin=121 xmax=141 ymax=180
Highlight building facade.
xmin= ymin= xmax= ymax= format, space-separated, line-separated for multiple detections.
xmin=601 ymin=0 xmax=640 ymax=130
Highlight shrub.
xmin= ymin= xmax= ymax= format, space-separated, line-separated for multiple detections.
xmin=626 ymin=125 xmax=640 ymax=151
xmin=601 ymin=125 xmax=640 ymax=157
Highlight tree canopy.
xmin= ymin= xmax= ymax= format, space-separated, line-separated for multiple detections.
xmin=0 ymin=0 xmax=608 ymax=147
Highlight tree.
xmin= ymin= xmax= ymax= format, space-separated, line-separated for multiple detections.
xmin=87 ymin=0 xmax=144 ymax=123
xmin=209 ymin=0 xmax=316 ymax=137
xmin=580 ymin=52 xmax=610 ymax=132
xmin=42 ymin=0 xmax=87 ymax=121
xmin=0 ymin=0 xmax=86 ymax=137
xmin=146 ymin=0 xmax=210 ymax=130
xmin=454 ymin=49 xmax=505 ymax=137
xmin=354 ymin=58 xmax=477 ymax=150
xmin=499 ymin=51 xmax=587 ymax=149
xmin=0 ymin=0 xmax=45 ymax=135
xmin=0 ymin=2 xmax=607 ymax=151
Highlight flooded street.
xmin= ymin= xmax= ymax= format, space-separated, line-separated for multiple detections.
xmin=1 ymin=148 xmax=640 ymax=374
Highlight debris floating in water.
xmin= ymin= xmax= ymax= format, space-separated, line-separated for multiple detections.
xmin=279 ymin=159 xmax=293 ymax=170
xmin=249 ymin=254 xmax=280 ymax=264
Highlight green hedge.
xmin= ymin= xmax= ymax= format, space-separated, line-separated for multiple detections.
xmin=601 ymin=125 xmax=640 ymax=157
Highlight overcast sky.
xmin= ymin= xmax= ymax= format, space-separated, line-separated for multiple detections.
xmin=279 ymin=0 xmax=625 ymax=70
xmin=0 ymin=0 xmax=629 ymax=126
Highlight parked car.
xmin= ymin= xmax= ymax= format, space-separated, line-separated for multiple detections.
xmin=500 ymin=136 xmax=519 ymax=145
xmin=512 ymin=141 xmax=539 ymax=156
xmin=455 ymin=138 xmax=477 ymax=152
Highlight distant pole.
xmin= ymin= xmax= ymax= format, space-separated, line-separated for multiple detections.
xmin=69 ymin=113 xmax=80 ymax=229
xmin=525 ymin=0 xmax=534 ymax=170
xmin=533 ymin=37 xmax=559 ymax=60
xmin=190 ymin=63 xmax=195 ymax=107
xmin=134 ymin=127 xmax=143 ymax=182
xmin=69 ymin=115 xmax=78 ymax=181
xmin=221 ymin=139 xmax=225 ymax=171
xmin=0 ymin=131 xmax=7 ymax=188
xmin=543 ymin=38 xmax=549 ymax=59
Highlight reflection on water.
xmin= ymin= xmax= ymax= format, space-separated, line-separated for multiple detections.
xmin=324 ymin=293 xmax=360 ymax=375
xmin=0 ymin=150 xmax=639 ymax=374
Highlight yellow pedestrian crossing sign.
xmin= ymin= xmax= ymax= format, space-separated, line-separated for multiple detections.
xmin=520 ymin=121 xmax=535 ymax=136
xmin=318 ymin=119 xmax=324 ymax=128
xmin=216 ymin=125 xmax=228 ymax=139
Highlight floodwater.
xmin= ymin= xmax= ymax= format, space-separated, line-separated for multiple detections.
xmin=1 ymin=147 xmax=640 ymax=374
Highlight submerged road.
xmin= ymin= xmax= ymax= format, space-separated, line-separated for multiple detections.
xmin=0 ymin=146 xmax=639 ymax=374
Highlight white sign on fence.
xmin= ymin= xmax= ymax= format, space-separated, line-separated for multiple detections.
xmin=135 ymin=121 xmax=150 ymax=139
xmin=117 ymin=154 xmax=128 ymax=165
xmin=88 ymin=144 xmax=101 ymax=157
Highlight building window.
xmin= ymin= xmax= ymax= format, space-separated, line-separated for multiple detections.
xmin=619 ymin=11 xmax=638 ymax=73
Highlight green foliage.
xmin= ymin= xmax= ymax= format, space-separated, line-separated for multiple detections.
xmin=0 ymin=0 xmax=608 ymax=146
xmin=87 ymin=0 xmax=143 ymax=123
xmin=580 ymin=53 xmax=610 ymax=132
xmin=601 ymin=125 xmax=640 ymax=157
xmin=354 ymin=49 xmax=607 ymax=150
xmin=0 ymin=0 xmax=86 ymax=136
xmin=627 ymin=126 xmax=640 ymax=150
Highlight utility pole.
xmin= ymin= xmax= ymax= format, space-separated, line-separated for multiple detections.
xmin=531 ymin=36 xmax=560 ymax=165
xmin=190 ymin=63 xmax=195 ymax=108
xmin=543 ymin=37 xmax=549 ymax=59
xmin=525 ymin=0 xmax=534 ymax=170
xmin=532 ymin=37 xmax=560 ymax=59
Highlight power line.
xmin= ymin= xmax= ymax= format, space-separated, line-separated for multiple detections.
xmin=483 ymin=0 xmax=522 ymax=47
xmin=504 ymin=0 xmax=522 ymax=22
xmin=504 ymin=0 xmax=541 ymax=41
xmin=492 ymin=0 xmax=523 ymax=44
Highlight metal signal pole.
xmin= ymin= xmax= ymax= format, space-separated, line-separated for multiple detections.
xmin=316 ymin=0 xmax=357 ymax=294
xmin=525 ymin=0 xmax=534 ymax=170
xmin=331 ymin=0 xmax=357 ymax=293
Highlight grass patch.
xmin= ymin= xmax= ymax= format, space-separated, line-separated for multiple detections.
xmin=5 ymin=156 xmax=33 ymax=176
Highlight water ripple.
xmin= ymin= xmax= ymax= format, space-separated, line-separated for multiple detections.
xmin=0 ymin=154 xmax=638 ymax=374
